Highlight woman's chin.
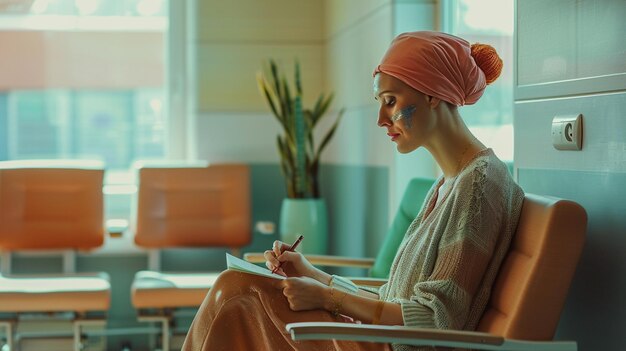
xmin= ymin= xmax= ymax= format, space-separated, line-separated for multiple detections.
xmin=396 ymin=144 xmax=418 ymax=154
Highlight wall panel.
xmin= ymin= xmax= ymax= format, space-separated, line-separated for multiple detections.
xmin=516 ymin=0 xmax=626 ymax=100
xmin=324 ymin=0 xmax=391 ymax=40
xmin=325 ymin=5 xmax=392 ymax=109
xmin=196 ymin=43 xmax=323 ymax=112
xmin=515 ymin=92 xmax=626 ymax=173
xmin=515 ymin=1 xmax=626 ymax=349
xmin=197 ymin=0 xmax=323 ymax=43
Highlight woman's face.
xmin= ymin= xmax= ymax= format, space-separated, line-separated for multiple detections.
xmin=373 ymin=73 xmax=438 ymax=153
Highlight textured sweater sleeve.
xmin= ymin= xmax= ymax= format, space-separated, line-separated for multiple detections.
xmin=329 ymin=275 xmax=359 ymax=294
xmin=394 ymin=164 xmax=505 ymax=330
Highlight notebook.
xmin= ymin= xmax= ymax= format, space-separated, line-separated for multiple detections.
xmin=226 ymin=253 xmax=285 ymax=280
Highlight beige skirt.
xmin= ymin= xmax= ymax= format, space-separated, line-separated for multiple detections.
xmin=181 ymin=270 xmax=392 ymax=351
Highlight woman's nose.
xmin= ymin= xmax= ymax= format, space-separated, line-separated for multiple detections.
xmin=377 ymin=109 xmax=392 ymax=127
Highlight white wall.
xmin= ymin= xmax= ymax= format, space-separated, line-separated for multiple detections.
xmin=322 ymin=0 xmax=393 ymax=168
xmin=190 ymin=0 xmax=441 ymax=201
xmin=323 ymin=0 xmax=440 ymax=219
xmin=191 ymin=0 xmax=324 ymax=163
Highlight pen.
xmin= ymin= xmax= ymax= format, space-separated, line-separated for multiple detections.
xmin=271 ymin=234 xmax=304 ymax=274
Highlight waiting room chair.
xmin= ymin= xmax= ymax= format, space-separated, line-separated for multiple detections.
xmin=130 ymin=163 xmax=251 ymax=350
xmin=245 ymin=177 xmax=436 ymax=284
xmin=286 ymin=194 xmax=587 ymax=351
xmin=0 ymin=160 xmax=111 ymax=351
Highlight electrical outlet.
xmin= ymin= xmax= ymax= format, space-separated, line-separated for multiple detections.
xmin=552 ymin=114 xmax=583 ymax=150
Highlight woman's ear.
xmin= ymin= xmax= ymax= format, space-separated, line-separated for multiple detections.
xmin=425 ymin=95 xmax=441 ymax=109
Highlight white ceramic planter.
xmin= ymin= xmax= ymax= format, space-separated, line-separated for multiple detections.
xmin=279 ymin=198 xmax=328 ymax=254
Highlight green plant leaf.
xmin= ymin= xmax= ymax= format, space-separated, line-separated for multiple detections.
xmin=295 ymin=60 xmax=302 ymax=96
xmin=270 ymin=60 xmax=282 ymax=99
xmin=282 ymin=78 xmax=293 ymax=117
xmin=304 ymin=110 xmax=314 ymax=155
xmin=257 ymin=59 xmax=343 ymax=199
xmin=257 ymin=73 xmax=281 ymax=121
xmin=312 ymin=93 xmax=325 ymax=121
xmin=314 ymin=93 xmax=334 ymax=125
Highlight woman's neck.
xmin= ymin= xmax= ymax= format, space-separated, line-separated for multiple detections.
xmin=423 ymin=106 xmax=485 ymax=180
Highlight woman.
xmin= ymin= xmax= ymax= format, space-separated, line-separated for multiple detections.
xmin=182 ymin=31 xmax=524 ymax=351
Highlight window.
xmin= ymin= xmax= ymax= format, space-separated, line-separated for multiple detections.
xmin=0 ymin=0 xmax=168 ymax=223
xmin=2 ymin=89 xmax=165 ymax=169
xmin=0 ymin=0 xmax=167 ymax=170
xmin=445 ymin=0 xmax=514 ymax=161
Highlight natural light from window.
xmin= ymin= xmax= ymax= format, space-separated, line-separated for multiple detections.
xmin=0 ymin=0 xmax=167 ymax=172
xmin=451 ymin=0 xmax=514 ymax=161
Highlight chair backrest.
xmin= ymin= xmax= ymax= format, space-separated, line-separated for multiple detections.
xmin=477 ymin=194 xmax=587 ymax=340
xmin=134 ymin=164 xmax=251 ymax=248
xmin=370 ymin=178 xmax=435 ymax=278
xmin=0 ymin=160 xmax=105 ymax=250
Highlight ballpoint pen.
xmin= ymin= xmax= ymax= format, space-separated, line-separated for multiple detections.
xmin=271 ymin=235 xmax=304 ymax=274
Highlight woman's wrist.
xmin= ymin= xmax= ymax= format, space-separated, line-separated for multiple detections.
xmin=312 ymin=269 xmax=332 ymax=286
xmin=322 ymin=286 xmax=334 ymax=311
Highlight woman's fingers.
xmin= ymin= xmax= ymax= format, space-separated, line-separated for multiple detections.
xmin=263 ymin=249 xmax=280 ymax=267
xmin=265 ymin=261 xmax=287 ymax=276
xmin=272 ymin=240 xmax=283 ymax=257
xmin=277 ymin=250 xmax=299 ymax=263
xmin=273 ymin=240 xmax=293 ymax=257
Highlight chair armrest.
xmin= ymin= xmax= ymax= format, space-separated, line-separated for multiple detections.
xmin=244 ymin=253 xmax=375 ymax=269
xmin=346 ymin=277 xmax=387 ymax=287
xmin=286 ymin=322 xmax=577 ymax=351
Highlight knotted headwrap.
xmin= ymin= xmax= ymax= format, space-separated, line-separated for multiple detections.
xmin=374 ymin=31 xmax=502 ymax=106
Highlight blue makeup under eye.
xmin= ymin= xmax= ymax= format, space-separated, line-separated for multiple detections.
xmin=391 ymin=105 xmax=416 ymax=129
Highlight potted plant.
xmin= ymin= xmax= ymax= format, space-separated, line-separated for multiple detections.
xmin=257 ymin=59 xmax=343 ymax=254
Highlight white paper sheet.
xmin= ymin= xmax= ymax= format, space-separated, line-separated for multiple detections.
xmin=226 ymin=253 xmax=285 ymax=280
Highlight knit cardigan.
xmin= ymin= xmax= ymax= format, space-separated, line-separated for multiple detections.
xmin=337 ymin=149 xmax=524 ymax=351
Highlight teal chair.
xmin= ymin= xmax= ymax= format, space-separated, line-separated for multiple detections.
xmin=369 ymin=177 xmax=435 ymax=278
xmin=245 ymin=177 xmax=435 ymax=283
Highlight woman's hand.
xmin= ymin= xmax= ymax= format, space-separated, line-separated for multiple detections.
xmin=279 ymin=276 xmax=331 ymax=311
xmin=263 ymin=240 xmax=331 ymax=284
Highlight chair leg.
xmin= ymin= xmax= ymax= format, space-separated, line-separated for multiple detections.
xmin=73 ymin=318 xmax=106 ymax=351
xmin=138 ymin=315 xmax=170 ymax=351
xmin=0 ymin=321 xmax=13 ymax=351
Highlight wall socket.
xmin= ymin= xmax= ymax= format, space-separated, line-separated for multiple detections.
xmin=552 ymin=114 xmax=583 ymax=150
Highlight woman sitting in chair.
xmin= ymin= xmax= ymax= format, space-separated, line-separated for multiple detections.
xmin=182 ymin=31 xmax=524 ymax=351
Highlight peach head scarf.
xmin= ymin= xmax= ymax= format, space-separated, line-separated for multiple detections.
xmin=373 ymin=31 xmax=502 ymax=106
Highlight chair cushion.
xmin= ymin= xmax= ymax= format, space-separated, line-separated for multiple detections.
xmin=370 ymin=178 xmax=435 ymax=278
xmin=0 ymin=272 xmax=110 ymax=313
xmin=131 ymin=271 xmax=218 ymax=309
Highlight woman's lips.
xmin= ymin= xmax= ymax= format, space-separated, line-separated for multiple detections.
xmin=387 ymin=132 xmax=400 ymax=141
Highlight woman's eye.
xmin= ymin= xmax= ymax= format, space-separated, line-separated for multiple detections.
xmin=385 ymin=98 xmax=395 ymax=106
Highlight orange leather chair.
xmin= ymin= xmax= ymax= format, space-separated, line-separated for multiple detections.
xmin=130 ymin=163 xmax=251 ymax=350
xmin=286 ymin=194 xmax=587 ymax=351
xmin=0 ymin=160 xmax=110 ymax=351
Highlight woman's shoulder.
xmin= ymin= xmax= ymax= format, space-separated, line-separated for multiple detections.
xmin=455 ymin=149 xmax=519 ymax=193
